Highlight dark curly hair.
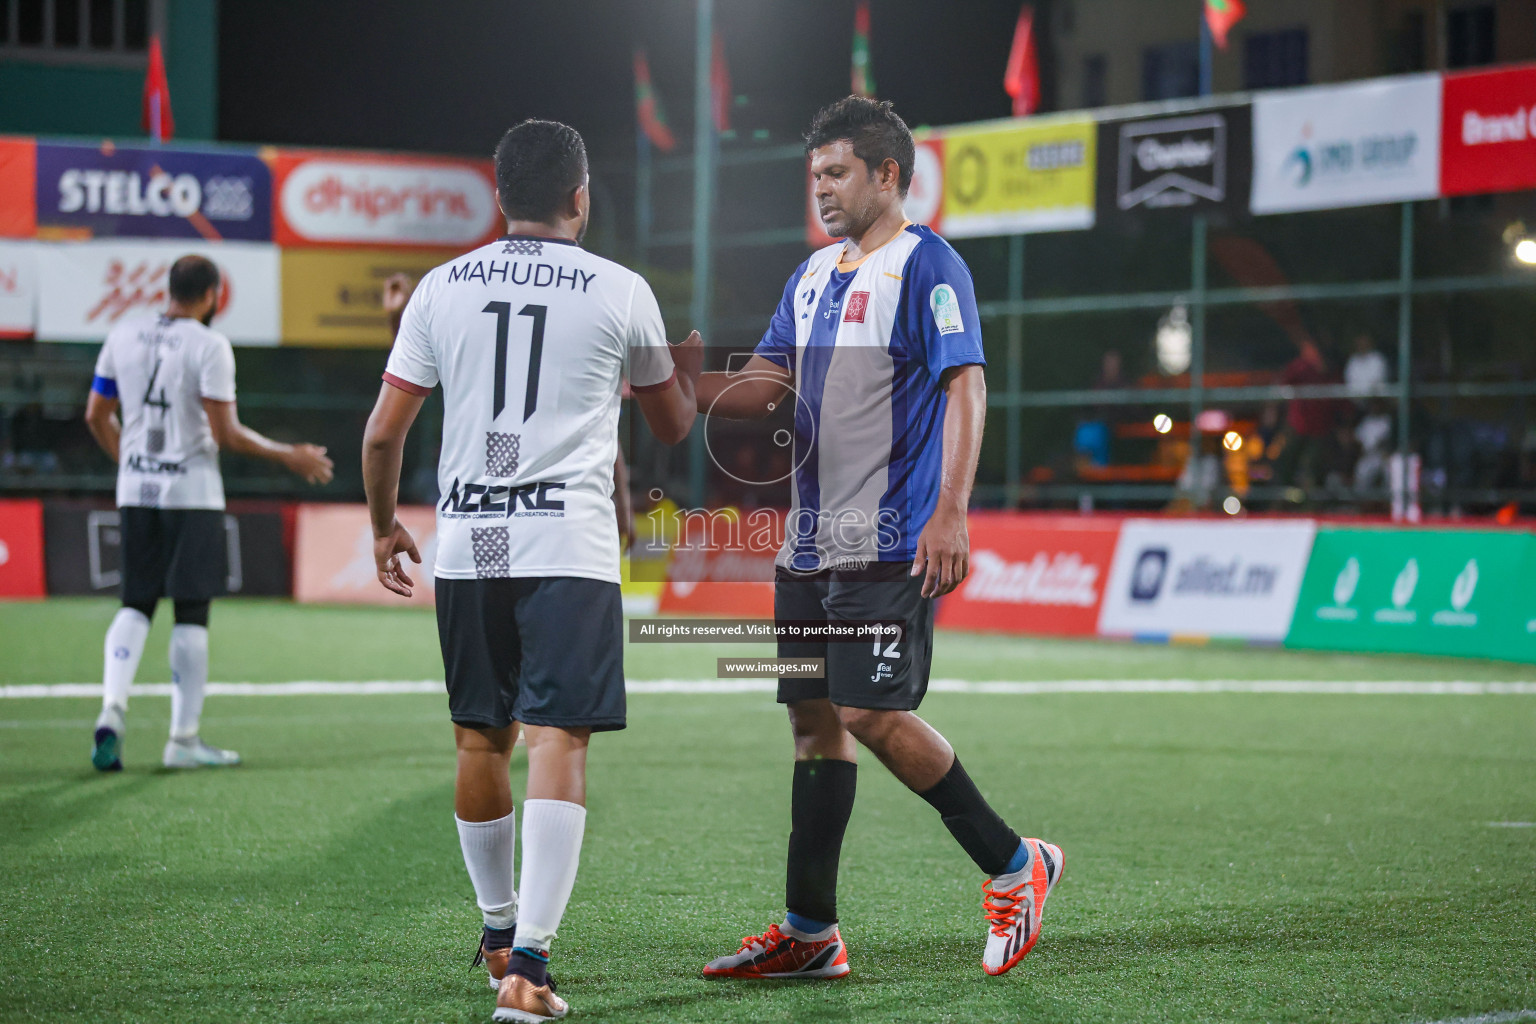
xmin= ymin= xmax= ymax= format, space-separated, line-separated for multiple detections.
xmin=804 ymin=95 xmax=915 ymax=195
xmin=494 ymin=119 xmax=588 ymax=222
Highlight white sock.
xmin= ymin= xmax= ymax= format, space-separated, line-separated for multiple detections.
xmin=168 ymin=624 xmax=209 ymax=740
xmin=457 ymin=812 xmax=518 ymax=929
xmin=513 ymin=799 xmax=586 ymax=952
xmin=102 ymin=607 xmax=151 ymax=712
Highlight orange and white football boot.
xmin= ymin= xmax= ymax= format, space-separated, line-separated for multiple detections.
xmin=982 ymin=837 xmax=1064 ymax=976
xmin=702 ymin=922 xmax=850 ymax=979
xmin=493 ymin=973 xmax=567 ymax=1023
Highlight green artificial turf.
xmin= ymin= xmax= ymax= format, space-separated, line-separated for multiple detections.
xmin=1 ymin=598 xmax=1534 ymax=1023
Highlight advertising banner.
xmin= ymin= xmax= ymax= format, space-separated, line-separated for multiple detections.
xmin=293 ymin=503 xmax=439 ymax=607
xmin=34 ymin=142 xmax=272 ymax=242
xmin=1251 ymin=74 xmax=1441 ymax=214
xmin=0 ymin=499 xmax=46 ymax=599
xmin=1441 ymin=63 xmax=1536 ymax=197
xmin=35 ymin=239 xmax=280 ymax=344
xmin=1098 ymin=519 xmax=1316 ymax=641
xmin=272 ymin=150 xmax=501 ymax=249
xmin=1285 ymin=526 xmax=1536 ymax=663
xmin=805 ymin=135 xmax=945 ymax=248
xmin=0 ymin=137 xmax=37 ymax=238
xmin=940 ymin=116 xmax=1096 ymax=237
xmin=41 ymin=502 xmax=289 ymax=597
xmin=1096 ymin=104 xmax=1251 ymax=223
xmin=280 ymin=247 xmax=460 ymax=347
xmin=936 ymin=513 xmax=1121 ymax=636
xmin=0 ymin=240 xmax=36 ymax=338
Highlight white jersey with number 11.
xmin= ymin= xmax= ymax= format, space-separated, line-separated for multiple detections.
xmin=383 ymin=234 xmax=676 ymax=584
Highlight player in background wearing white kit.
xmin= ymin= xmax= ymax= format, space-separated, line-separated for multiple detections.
xmin=361 ymin=120 xmax=699 ymax=1023
xmin=84 ymin=255 xmax=334 ymax=771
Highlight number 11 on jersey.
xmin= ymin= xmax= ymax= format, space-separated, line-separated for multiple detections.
xmin=484 ymin=302 xmax=546 ymax=423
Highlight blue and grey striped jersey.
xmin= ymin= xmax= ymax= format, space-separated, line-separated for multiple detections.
xmin=755 ymin=223 xmax=986 ymax=572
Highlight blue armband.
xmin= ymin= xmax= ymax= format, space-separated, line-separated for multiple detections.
xmin=91 ymin=375 xmax=118 ymax=398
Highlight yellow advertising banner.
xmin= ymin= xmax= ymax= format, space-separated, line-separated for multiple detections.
xmin=940 ymin=116 xmax=1096 ymax=237
xmin=280 ymin=248 xmax=461 ymax=347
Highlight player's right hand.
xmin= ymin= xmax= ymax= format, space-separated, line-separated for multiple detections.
xmin=287 ymin=443 xmax=335 ymax=485
xmin=374 ymin=520 xmax=422 ymax=597
xmin=673 ymin=330 xmax=704 ymax=387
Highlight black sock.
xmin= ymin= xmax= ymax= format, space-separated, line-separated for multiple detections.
xmin=507 ymin=946 xmax=549 ymax=987
xmin=918 ymin=757 xmax=1021 ymax=876
xmin=785 ymin=758 xmax=857 ymax=924
xmin=482 ymin=924 xmax=517 ymax=951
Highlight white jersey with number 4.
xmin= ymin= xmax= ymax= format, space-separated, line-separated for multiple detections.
xmin=93 ymin=313 xmax=237 ymax=510
xmin=383 ymin=234 xmax=677 ymax=584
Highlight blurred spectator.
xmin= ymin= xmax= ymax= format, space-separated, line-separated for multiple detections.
xmin=1344 ymin=333 xmax=1389 ymax=398
xmin=1075 ymin=350 xmax=1126 ymax=468
xmin=1354 ymin=399 xmax=1393 ymax=494
xmin=1276 ymin=340 xmax=1338 ymax=490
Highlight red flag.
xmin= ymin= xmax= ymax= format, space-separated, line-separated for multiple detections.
xmin=1003 ymin=5 xmax=1039 ymax=118
xmin=852 ymin=0 xmax=875 ymax=98
xmin=711 ymin=32 xmax=731 ymax=133
xmin=1204 ymin=0 xmax=1246 ymax=50
xmin=142 ymin=35 xmax=175 ymax=141
xmin=633 ymin=49 xmax=677 ymax=152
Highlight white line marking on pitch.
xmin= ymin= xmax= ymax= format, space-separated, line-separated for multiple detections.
xmin=1406 ymin=1011 xmax=1536 ymax=1024
xmin=1486 ymin=821 xmax=1535 ymax=828
xmin=3 ymin=679 xmax=1536 ymax=698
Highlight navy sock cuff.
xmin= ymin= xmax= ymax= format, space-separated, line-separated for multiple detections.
xmin=483 ymin=924 xmax=518 ymax=950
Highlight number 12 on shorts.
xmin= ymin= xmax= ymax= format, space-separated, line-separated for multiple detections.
xmin=873 ymin=625 xmax=902 ymax=659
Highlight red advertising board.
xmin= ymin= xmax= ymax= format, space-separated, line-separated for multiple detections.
xmin=1441 ymin=63 xmax=1536 ymax=196
xmin=270 ymin=150 xmax=502 ymax=249
xmin=658 ymin=509 xmax=778 ymax=617
xmin=0 ymin=138 xmax=37 ymax=239
xmin=293 ymin=503 xmax=438 ymax=607
xmin=0 ymin=499 xmax=46 ymax=598
xmin=935 ymin=513 xmax=1122 ymax=636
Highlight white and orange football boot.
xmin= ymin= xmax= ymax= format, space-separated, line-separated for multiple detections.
xmin=702 ymin=923 xmax=850 ymax=980
xmin=981 ymin=837 xmax=1064 ymax=976
xmin=493 ymin=973 xmax=567 ymax=1023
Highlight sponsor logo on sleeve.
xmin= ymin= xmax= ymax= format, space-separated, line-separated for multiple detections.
xmin=929 ymin=283 xmax=964 ymax=335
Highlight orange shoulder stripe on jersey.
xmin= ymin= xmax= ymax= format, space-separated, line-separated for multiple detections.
xmin=382 ymin=372 xmax=432 ymax=396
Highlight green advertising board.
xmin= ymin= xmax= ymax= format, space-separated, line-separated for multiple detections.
xmin=1286 ymin=527 xmax=1536 ymax=663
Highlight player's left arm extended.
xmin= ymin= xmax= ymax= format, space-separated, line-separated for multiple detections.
xmin=911 ymin=364 xmax=986 ymax=599
xmin=362 ymin=383 xmax=427 ymax=597
xmin=84 ymin=389 xmax=121 ymax=463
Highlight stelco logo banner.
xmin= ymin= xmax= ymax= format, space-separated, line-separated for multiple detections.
xmin=1285 ymin=526 xmax=1536 ymax=662
xmin=1440 ymin=63 xmax=1536 ymax=197
xmin=1097 ymin=519 xmax=1317 ymax=642
xmin=36 ymin=239 xmax=280 ymax=344
xmin=1096 ymin=104 xmax=1252 ymax=222
xmin=1251 ymin=74 xmax=1441 ymax=214
xmin=273 ymin=151 xmax=501 ymax=248
xmin=34 ymin=142 xmax=272 ymax=241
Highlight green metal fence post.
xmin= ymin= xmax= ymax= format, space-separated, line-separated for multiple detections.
xmin=1190 ymin=214 xmax=1208 ymax=440
xmin=1005 ymin=234 xmax=1025 ymax=508
xmin=1397 ymin=201 xmax=1414 ymax=454
xmin=687 ymin=0 xmax=716 ymax=508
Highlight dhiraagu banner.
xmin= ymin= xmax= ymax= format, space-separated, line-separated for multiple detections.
xmin=1286 ymin=526 xmax=1536 ymax=662
xmin=939 ymin=115 xmax=1096 ymax=237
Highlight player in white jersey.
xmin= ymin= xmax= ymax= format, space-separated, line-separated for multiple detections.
xmin=83 ymin=255 xmax=334 ymax=772
xmin=361 ymin=120 xmax=698 ymax=1024
xmin=692 ymin=98 xmax=1063 ymax=981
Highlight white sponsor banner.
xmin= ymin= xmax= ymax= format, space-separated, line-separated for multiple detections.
xmin=0 ymin=240 xmax=37 ymax=337
xmin=36 ymin=240 xmax=281 ymax=345
xmin=1098 ymin=520 xmax=1317 ymax=642
xmin=1252 ymin=74 xmax=1441 ymax=214
xmin=278 ymin=159 xmax=500 ymax=246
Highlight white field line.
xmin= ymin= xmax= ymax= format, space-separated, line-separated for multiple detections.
xmin=1407 ymin=1012 xmax=1536 ymax=1024
xmin=4 ymin=679 xmax=1536 ymax=698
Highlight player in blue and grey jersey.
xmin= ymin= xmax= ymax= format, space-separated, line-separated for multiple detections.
xmin=693 ymin=97 xmax=1064 ymax=980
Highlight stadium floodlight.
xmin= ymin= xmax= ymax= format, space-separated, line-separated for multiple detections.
xmin=1153 ymin=413 xmax=1173 ymax=434
xmin=1223 ymin=495 xmax=1243 ymax=515
xmin=1155 ymin=304 xmax=1192 ymax=375
xmin=1222 ymin=430 xmax=1243 ymax=451
xmin=1516 ymin=238 xmax=1536 ymax=266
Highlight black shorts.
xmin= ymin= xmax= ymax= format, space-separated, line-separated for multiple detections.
xmin=435 ymin=576 xmax=626 ymax=732
xmin=774 ymin=561 xmax=935 ymax=711
xmin=120 ymin=506 xmax=229 ymax=607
